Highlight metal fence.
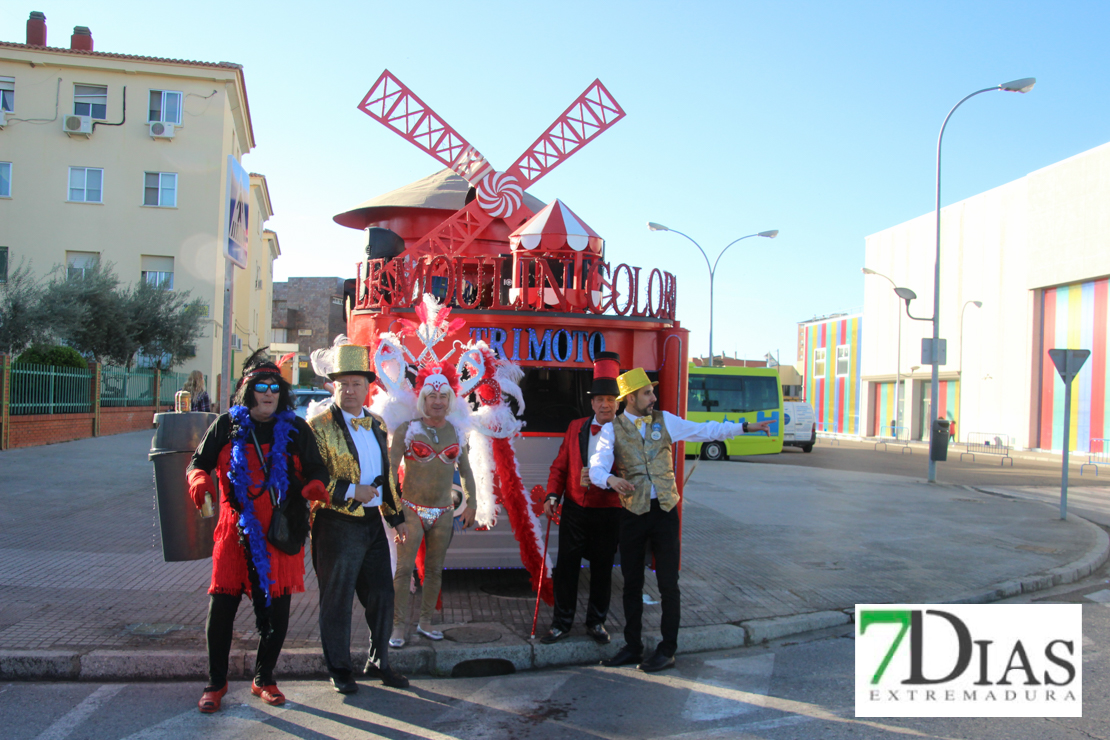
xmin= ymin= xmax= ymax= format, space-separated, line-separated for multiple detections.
xmin=1082 ymin=438 xmax=1109 ymax=476
xmin=873 ymin=425 xmax=912 ymax=453
xmin=8 ymin=362 xmax=93 ymax=416
xmin=960 ymin=432 xmax=1014 ymax=466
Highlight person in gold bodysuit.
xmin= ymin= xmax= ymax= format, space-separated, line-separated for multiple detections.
xmin=388 ymin=363 xmax=477 ymax=647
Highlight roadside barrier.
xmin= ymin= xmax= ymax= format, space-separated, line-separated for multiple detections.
xmin=1081 ymin=438 xmax=1109 ymax=476
xmin=873 ymin=425 xmax=912 ymax=454
xmin=960 ymin=432 xmax=1014 ymax=466
xmin=816 ymin=422 xmax=841 ymax=446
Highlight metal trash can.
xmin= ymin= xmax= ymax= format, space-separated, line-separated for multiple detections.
xmin=150 ymin=411 xmax=218 ymax=561
xmin=929 ymin=418 xmax=951 ymax=462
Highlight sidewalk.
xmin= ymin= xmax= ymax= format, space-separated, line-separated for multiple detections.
xmin=0 ymin=431 xmax=1105 ymax=680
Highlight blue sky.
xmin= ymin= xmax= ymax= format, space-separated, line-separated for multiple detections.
xmin=6 ymin=1 xmax=1109 ymax=363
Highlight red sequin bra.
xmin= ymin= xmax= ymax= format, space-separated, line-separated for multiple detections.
xmin=404 ymin=439 xmax=461 ymax=465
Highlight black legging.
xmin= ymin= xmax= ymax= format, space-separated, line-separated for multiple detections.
xmin=205 ymin=592 xmax=290 ymax=690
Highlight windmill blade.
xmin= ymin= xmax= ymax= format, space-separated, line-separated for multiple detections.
xmin=403 ymin=199 xmax=535 ymax=261
xmin=357 ymin=70 xmax=495 ymax=185
xmin=505 ymin=79 xmax=626 ymax=189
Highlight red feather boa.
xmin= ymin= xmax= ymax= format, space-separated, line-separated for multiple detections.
xmin=494 ymin=437 xmax=553 ymax=605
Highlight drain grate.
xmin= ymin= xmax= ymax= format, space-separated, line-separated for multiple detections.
xmin=443 ymin=626 xmax=502 ymax=644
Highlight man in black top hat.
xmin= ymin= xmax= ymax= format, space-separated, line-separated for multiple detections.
xmin=539 ymin=351 xmax=624 ymax=645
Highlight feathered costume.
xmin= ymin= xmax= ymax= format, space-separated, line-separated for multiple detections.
xmin=370 ymin=295 xmax=553 ymax=606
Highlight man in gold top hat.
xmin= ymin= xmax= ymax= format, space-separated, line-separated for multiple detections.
xmin=307 ymin=343 xmax=409 ymax=693
xmin=589 ymin=367 xmax=770 ymax=672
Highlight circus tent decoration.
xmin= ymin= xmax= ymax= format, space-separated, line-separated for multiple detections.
xmin=508 ymin=198 xmax=604 ymax=255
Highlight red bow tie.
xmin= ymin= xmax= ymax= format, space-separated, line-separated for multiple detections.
xmin=590 ymin=424 xmax=602 ymax=436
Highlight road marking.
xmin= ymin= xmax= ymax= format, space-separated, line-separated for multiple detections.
xmin=433 ymin=672 xmax=572 ymax=739
xmin=596 ymin=666 xmax=965 ymax=739
xmin=34 ymin=684 xmax=125 ymax=740
xmin=681 ymin=653 xmax=775 ymax=721
xmin=1084 ymin=589 xmax=1110 ymax=604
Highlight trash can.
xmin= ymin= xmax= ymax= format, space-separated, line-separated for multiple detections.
xmin=150 ymin=411 xmax=218 ymax=562
xmin=929 ymin=418 xmax=951 ymax=462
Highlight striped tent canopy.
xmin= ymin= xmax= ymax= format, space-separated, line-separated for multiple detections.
xmin=508 ymin=199 xmax=604 ymax=255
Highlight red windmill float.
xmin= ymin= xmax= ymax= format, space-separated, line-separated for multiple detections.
xmin=337 ymin=70 xmax=689 ymax=588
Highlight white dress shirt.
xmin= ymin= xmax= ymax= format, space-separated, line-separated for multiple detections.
xmin=587 ymin=416 xmax=603 ymax=461
xmin=340 ymin=407 xmax=383 ymax=508
xmin=589 ymin=410 xmax=746 ymax=498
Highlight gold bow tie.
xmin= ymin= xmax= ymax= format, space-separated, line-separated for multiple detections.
xmin=633 ymin=416 xmax=649 ymax=432
xmin=350 ymin=416 xmax=375 ymax=431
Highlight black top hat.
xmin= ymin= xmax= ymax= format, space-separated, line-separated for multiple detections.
xmin=588 ymin=351 xmax=621 ymax=397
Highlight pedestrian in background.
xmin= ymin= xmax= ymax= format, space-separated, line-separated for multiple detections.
xmin=185 ymin=370 xmax=212 ymax=412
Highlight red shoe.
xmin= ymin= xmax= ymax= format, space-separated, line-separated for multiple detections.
xmin=251 ymin=682 xmax=286 ymax=706
xmin=198 ymin=683 xmax=228 ymax=713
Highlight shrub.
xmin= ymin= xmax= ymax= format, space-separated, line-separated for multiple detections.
xmin=15 ymin=344 xmax=89 ymax=369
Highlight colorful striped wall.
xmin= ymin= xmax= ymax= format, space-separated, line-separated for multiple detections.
xmin=1037 ymin=278 xmax=1109 ymax=453
xmin=934 ymin=380 xmax=959 ymax=438
xmin=804 ymin=315 xmax=863 ymax=434
xmin=872 ymin=381 xmax=903 ymax=437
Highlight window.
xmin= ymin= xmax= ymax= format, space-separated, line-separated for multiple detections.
xmin=148 ymin=90 xmax=182 ymax=124
xmin=74 ymin=84 xmax=107 ymax=119
xmin=69 ymin=167 xmax=103 ymax=203
xmin=141 ymin=255 xmax=174 ymax=290
xmin=66 ymin=251 xmax=99 ymax=280
xmin=813 ymin=348 xmax=826 ymax=378
xmin=0 ymin=247 xmax=7 ymax=284
xmin=143 ymin=172 xmax=177 ymax=207
xmin=0 ymin=162 xmax=10 ymax=197
xmin=836 ymin=345 xmax=850 ymax=376
xmin=0 ymin=76 xmax=13 ymax=112
xmin=687 ymin=374 xmax=780 ymax=414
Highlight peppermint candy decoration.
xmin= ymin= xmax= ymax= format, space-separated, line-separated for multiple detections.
xmin=476 ymin=171 xmax=523 ymax=218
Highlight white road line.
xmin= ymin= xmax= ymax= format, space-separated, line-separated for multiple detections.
xmin=34 ymin=684 xmax=126 ymax=740
xmin=682 ymin=653 xmax=776 ymax=721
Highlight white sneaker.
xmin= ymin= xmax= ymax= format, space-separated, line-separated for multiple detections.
xmin=416 ymin=625 xmax=444 ymax=641
xmin=388 ymin=636 xmax=405 ymax=648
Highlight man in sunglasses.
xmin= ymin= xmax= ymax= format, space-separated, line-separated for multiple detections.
xmin=306 ymin=343 xmax=409 ymax=694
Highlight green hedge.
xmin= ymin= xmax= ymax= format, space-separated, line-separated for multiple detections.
xmin=15 ymin=345 xmax=88 ymax=369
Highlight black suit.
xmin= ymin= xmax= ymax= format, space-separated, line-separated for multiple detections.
xmin=308 ymin=405 xmax=402 ymax=682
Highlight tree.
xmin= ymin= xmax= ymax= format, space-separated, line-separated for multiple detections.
xmin=57 ymin=260 xmax=135 ymax=366
xmin=127 ymin=278 xmax=206 ymax=369
xmin=0 ymin=259 xmax=84 ymax=356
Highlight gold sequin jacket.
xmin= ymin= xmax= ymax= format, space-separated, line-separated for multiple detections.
xmin=307 ymin=403 xmax=405 ymax=527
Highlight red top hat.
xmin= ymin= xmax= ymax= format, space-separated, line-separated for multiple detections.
xmin=589 ymin=352 xmax=621 ymax=397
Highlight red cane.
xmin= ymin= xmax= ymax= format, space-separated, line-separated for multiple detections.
xmin=530 ymin=514 xmax=554 ymax=639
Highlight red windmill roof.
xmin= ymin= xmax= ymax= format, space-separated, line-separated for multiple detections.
xmin=508 ymin=199 xmax=604 ymax=255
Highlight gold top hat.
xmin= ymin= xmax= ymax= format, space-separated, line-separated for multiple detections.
xmin=327 ymin=344 xmax=376 ymax=381
xmin=616 ymin=367 xmax=658 ymax=401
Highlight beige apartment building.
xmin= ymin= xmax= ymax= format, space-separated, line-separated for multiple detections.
xmin=0 ymin=13 xmax=276 ymax=407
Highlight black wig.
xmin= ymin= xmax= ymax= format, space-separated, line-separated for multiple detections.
xmin=233 ymin=348 xmax=294 ymax=413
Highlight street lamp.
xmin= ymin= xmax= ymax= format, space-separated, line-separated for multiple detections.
xmin=927 ymin=77 xmax=1034 ymax=482
xmin=863 ymin=267 xmax=907 ymax=437
xmin=648 ymin=222 xmax=779 ymax=365
xmin=957 ymin=300 xmax=983 ymax=443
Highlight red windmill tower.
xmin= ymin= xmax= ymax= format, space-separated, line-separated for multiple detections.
xmin=355 ymin=70 xmax=625 ymax=262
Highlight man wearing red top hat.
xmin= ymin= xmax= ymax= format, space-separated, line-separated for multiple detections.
xmin=590 ymin=367 xmax=771 ymax=672
xmin=539 ymin=351 xmax=623 ymax=645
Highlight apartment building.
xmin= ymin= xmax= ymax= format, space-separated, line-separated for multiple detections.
xmin=0 ymin=12 xmax=277 ymax=405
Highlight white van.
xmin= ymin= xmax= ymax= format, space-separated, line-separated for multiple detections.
xmin=782 ymin=401 xmax=816 ymax=452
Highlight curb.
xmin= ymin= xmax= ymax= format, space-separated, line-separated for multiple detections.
xmin=3 ymin=518 xmax=1106 ymax=682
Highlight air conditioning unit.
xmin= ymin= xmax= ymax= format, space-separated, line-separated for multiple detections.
xmin=0 ymin=110 xmax=7 ymax=129
xmin=63 ymin=114 xmax=93 ymax=136
xmin=149 ymin=121 xmax=175 ymax=139
xmin=232 ymin=334 xmax=243 ymax=351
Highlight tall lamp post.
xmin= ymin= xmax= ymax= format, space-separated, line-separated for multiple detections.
xmin=926 ymin=76 xmax=1035 ymax=483
xmin=862 ymin=267 xmax=905 ymax=437
xmin=957 ymin=300 xmax=983 ymax=443
xmin=648 ymin=222 xmax=778 ymax=365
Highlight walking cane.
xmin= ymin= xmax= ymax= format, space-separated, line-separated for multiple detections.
xmin=531 ymin=514 xmax=554 ymax=639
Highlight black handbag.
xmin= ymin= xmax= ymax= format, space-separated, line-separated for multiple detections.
xmin=251 ymin=431 xmax=310 ymax=556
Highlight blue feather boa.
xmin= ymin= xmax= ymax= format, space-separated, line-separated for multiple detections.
xmin=228 ymin=405 xmax=296 ymax=605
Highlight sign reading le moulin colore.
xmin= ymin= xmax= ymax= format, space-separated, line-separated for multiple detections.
xmin=855 ymin=604 xmax=1082 ymax=718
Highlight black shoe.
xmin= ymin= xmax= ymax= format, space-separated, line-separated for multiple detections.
xmin=601 ymin=644 xmax=643 ymax=667
xmin=540 ymin=627 xmax=569 ymax=645
xmin=330 ymin=676 xmax=358 ymax=694
xmin=365 ymin=660 xmax=411 ymax=689
xmin=585 ymin=624 xmax=611 ymax=645
xmin=638 ymin=651 xmax=676 ymax=673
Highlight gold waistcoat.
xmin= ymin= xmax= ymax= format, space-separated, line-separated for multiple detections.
xmin=612 ymin=411 xmax=679 ymax=514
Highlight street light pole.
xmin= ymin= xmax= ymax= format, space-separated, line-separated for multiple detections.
xmin=957 ymin=299 xmax=983 ymax=443
xmin=928 ymin=76 xmax=1034 ymax=483
xmin=648 ymin=223 xmax=778 ymax=366
xmin=862 ymin=268 xmax=903 ymax=437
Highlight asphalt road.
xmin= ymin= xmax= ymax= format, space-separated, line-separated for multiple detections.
xmin=729 ymin=438 xmax=1110 ymax=490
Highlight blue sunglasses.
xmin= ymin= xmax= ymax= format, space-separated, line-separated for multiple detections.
xmin=253 ymin=382 xmax=282 ymax=394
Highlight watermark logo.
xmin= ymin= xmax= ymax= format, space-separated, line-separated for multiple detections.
xmin=855 ymin=604 xmax=1081 ymax=717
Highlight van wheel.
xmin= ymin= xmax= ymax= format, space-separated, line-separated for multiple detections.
xmin=701 ymin=442 xmax=727 ymax=461
xmin=801 ymin=444 xmax=813 ymax=453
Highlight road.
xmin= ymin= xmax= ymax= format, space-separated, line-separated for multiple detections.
xmin=5 ymin=566 xmax=1109 ymax=740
